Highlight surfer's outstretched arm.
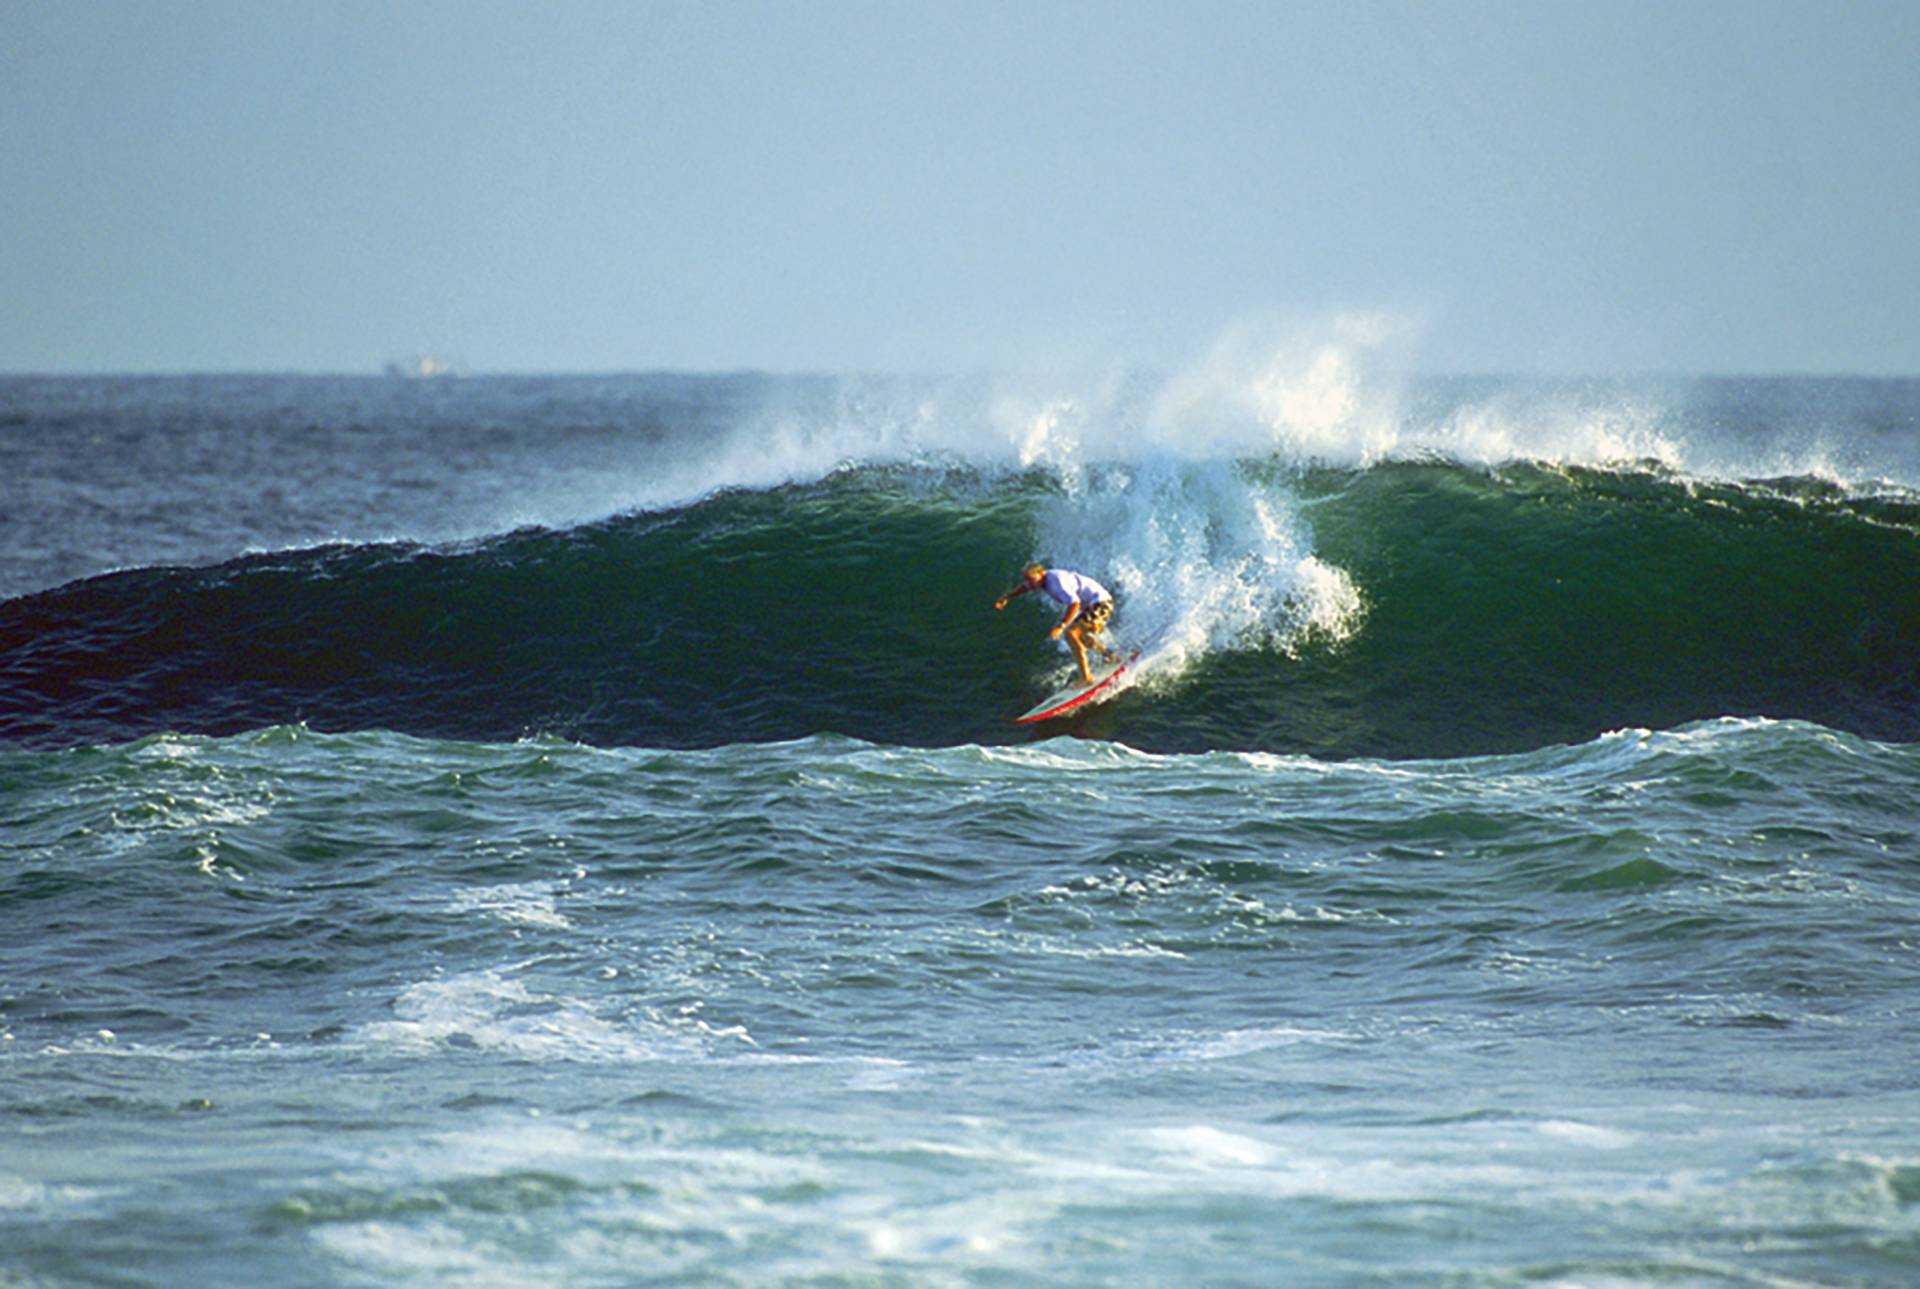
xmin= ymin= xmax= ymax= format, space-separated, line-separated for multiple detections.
xmin=996 ymin=561 xmax=1051 ymax=611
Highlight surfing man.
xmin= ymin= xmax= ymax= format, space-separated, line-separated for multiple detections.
xmin=994 ymin=561 xmax=1121 ymax=686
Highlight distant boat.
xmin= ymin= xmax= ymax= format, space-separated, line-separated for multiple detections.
xmin=383 ymin=355 xmax=467 ymax=380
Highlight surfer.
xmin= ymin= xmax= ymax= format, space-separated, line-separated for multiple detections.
xmin=994 ymin=561 xmax=1121 ymax=686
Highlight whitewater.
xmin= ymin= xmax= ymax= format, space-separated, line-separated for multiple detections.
xmin=3 ymin=342 xmax=1919 ymax=1285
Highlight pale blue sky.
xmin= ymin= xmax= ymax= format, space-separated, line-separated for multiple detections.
xmin=3 ymin=0 xmax=1916 ymax=374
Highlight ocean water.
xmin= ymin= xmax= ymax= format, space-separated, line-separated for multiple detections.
xmin=3 ymin=361 xmax=1919 ymax=1286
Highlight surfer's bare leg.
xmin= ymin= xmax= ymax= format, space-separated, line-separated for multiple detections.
xmin=1065 ymin=628 xmax=1095 ymax=686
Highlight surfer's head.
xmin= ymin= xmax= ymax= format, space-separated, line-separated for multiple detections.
xmin=1021 ymin=561 xmax=1046 ymax=586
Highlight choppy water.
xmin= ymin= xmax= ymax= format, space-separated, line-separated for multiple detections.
xmin=4 ymin=364 xmax=1919 ymax=1285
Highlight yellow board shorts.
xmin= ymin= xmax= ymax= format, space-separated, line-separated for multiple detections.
xmin=1077 ymin=599 xmax=1113 ymax=634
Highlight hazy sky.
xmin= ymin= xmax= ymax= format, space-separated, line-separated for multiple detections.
xmin=4 ymin=0 xmax=1917 ymax=375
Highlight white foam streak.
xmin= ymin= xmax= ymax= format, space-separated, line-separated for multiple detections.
xmin=354 ymin=969 xmax=752 ymax=1063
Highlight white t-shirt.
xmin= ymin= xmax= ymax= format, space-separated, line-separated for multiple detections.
xmin=1041 ymin=569 xmax=1111 ymax=609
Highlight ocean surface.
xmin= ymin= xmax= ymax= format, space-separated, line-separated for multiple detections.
xmin=3 ymin=364 xmax=1919 ymax=1286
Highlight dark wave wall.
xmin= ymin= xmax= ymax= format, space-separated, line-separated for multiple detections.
xmin=3 ymin=465 xmax=1916 ymax=757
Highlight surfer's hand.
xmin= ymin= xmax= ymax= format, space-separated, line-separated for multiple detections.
xmin=1048 ymin=626 xmax=1063 ymax=641
xmin=994 ymin=597 xmax=1007 ymax=611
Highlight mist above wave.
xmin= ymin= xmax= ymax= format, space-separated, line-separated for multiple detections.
xmin=694 ymin=317 xmax=1909 ymax=492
